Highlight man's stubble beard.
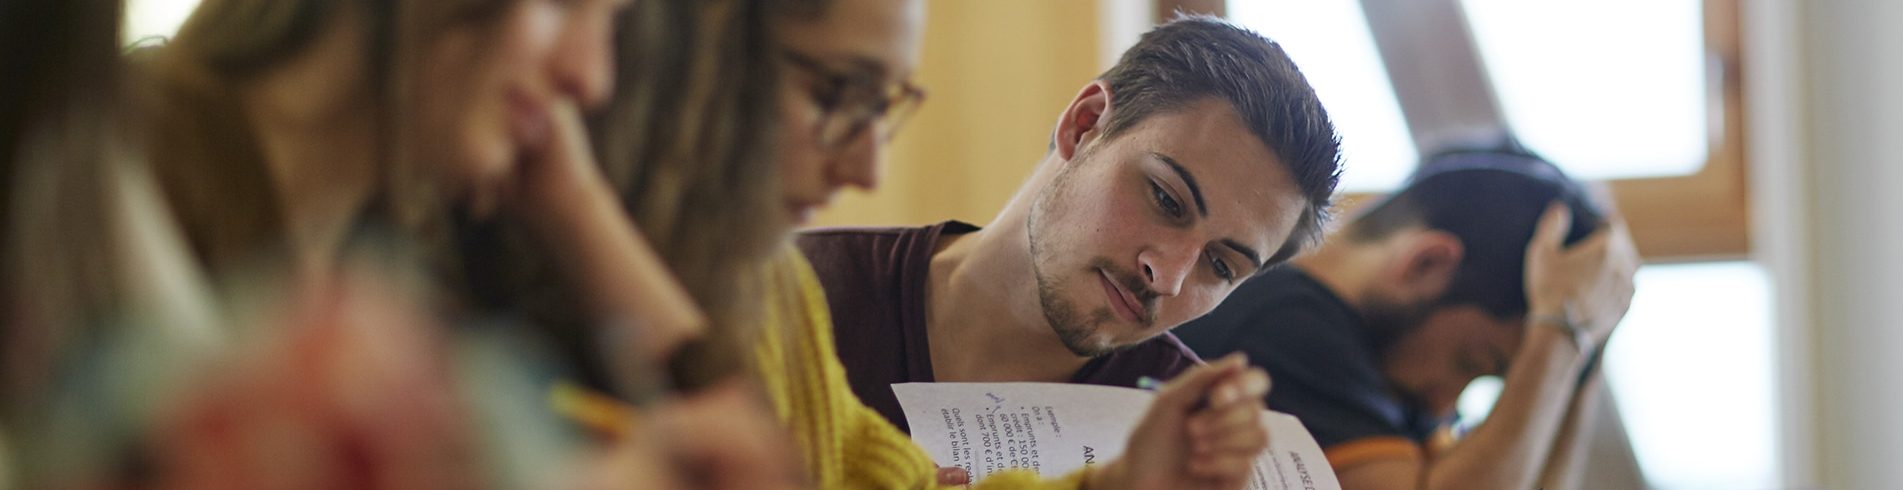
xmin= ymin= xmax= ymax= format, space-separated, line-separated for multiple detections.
xmin=1361 ymin=293 xmax=1441 ymax=410
xmin=1026 ymin=149 xmax=1119 ymax=358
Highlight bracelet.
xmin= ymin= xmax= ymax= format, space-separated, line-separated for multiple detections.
xmin=1529 ymin=311 xmax=1594 ymax=358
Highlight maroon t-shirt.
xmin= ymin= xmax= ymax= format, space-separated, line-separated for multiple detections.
xmin=795 ymin=221 xmax=1203 ymax=433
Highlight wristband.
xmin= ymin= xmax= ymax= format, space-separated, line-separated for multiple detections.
xmin=1530 ymin=311 xmax=1593 ymax=358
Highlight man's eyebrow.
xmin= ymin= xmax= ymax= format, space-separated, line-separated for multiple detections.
xmin=1155 ymin=152 xmax=1262 ymax=271
xmin=1219 ymin=238 xmax=1264 ymax=272
xmin=1152 ymin=152 xmax=1207 ymax=217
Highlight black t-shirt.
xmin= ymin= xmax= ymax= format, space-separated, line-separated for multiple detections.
xmin=1173 ymin=267 xmax=1444 ymax=449
xmin=796 ymin=220 xmax=1202 ymax=433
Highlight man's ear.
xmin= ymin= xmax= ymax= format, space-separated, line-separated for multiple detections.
xmin=1390 ymin=230 xmax=1464 ymax=303
xmin=1053 ymin=81 xmax=1113 ymax=162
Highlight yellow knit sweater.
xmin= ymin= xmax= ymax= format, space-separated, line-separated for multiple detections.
xmin=753 ymin=247 xmax=1089 ymax=489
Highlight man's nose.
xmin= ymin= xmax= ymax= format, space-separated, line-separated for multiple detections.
xmin=1137 ymin=241 xmax=1199 ymax=297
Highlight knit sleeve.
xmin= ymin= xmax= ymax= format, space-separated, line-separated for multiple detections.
xmin=765 ymin=247 xmax=1087 ymax=490
xmin=973 ymin=468 xmax=1090 ymax=490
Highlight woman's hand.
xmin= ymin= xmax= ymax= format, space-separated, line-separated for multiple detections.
xmin=582 ymin=381 xmax=805 ymax=490
xmin=506 ymin=98 xmax=705 ymax=363
xmin=1089 ymin=354 xmax=1273 ymax=490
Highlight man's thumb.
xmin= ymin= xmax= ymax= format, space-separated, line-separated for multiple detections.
xmin=1152 ymin=354 xmax=1247 ymax=412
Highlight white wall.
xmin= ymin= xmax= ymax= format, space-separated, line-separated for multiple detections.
xmin=1805 ymin=0 xmax=1903 ymax=485
xmin=1754 ymin=0 xmax=1903 ymax=487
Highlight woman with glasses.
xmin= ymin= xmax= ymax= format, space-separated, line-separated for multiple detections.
xmin=543 ymin=0 xmax=1281 ymax=488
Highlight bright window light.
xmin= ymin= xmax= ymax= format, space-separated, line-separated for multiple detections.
xmin=1229 ymin=0 xmax=1418 ymax=192
xmin=124 ymin=0 xmax=201 ymax=43
xmin=1461 ymin=0 xmax=1710 ymax=180
xmin=1453 ymin=262 xmax=1778 ymax=489
xmin=1603 ymin=262 xmax=1777 ymax=489
xmin=1455 ymin=375 xmax=1504 ymax=431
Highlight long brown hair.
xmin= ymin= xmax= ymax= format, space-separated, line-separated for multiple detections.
xmin=602 ymin=0 xmax=786 ymax=387
xmin=139 ymin=0 xmax=513 ymax=280
xmin=1 ymin=0 xmax=131 ymax=395
xmin=458 ymin=0 xmax=786 ymax=393
xmin=0 ymin=0 xmax=222 ymax=485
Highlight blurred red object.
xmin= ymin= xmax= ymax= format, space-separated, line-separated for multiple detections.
xmin=148 ymin=277 xmax=483 ymax=490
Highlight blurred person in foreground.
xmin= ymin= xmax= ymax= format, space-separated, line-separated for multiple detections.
xmin=0 ymin=0 xmax=801 ymax=486
xmin=523 ymin=0 xmax=1281 ymax=487
xmin=140 ymin=0 xmax=704 ymax=352
xmin=793 ymin=16 xmax=1345 ymax=436
xmin=1173 ymin=144 xmax=1640 ymax=490
xmin=1 ymin=0 xmax=224 ymax=486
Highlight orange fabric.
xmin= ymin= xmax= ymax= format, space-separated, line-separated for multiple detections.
xmin=1324 ymin=436 xmax=1423 ymax=471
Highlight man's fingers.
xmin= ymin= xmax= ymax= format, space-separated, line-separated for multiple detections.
xmin=1188 ymin=452 xmax=1258 ymax=483
xmin=1531 ymin=202 xmax=1573 ymax=251
xmin=1155 ymin=354 xmax=1247 ymax=412
xmin=1191 ymin=395 xmax=1264 ymax=442
xmin=1560 ymin=226 xmax=1613 ymax=261
xmin=1606 ymin=220 xmax=1643 ymax=269
xmin=936 ymin=466 xmax=970 ymax=486
xmin=1206 ymin=368 xmax=1263 ymax=407
xmin=1241 ymin=369 xmax=1270 ymax=400
xmin=1192 ymin=408 xmax=1268 ymax=454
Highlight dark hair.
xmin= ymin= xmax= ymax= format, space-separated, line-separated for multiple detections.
xmin=598 ymin=0 xmax=782 ymax=389
xmin=1 ymin=0 xmax=123 ymax=237
xmin=1 ymin=0 xmax=129 ymax=368
xmin=1097 ymin=15 xmax=1342 ymax=267
xmin=1346 ymin=142 xmax=1603 ymax=318
xmin=2 ymin=0 xmax=151 ymax=484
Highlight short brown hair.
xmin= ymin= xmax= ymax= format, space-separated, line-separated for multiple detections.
xmin=1097 ymin=15 xmax=1342 ymax=268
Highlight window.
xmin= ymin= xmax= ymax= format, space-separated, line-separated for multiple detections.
xmin=1462 ymin=0 xmax=1710 ymax=181
xmin=1458 ymin=262 xmax=1779 ymax=489
xmin=1177 ymin=2 xmax=1766 ymax=488
xmin=1602 ymin=262 xmax=1777 ymax=488
xmin=1227 ymin=0 xmax=1416 ymax=192
xmin=1227 ymin=0 xmax=1713 ymax=191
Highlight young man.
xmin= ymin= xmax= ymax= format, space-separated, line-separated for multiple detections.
xmin=1172 ymin=146 xmax=1641 ymax=490
xmin=797 ymin=16 xmax=1343 ymax=431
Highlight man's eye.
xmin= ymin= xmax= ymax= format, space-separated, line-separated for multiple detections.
xmin=1151 ymin=182 xmax=1183 ymax=218
xmin=1208 ymin=252 xmax=1234 ymax=282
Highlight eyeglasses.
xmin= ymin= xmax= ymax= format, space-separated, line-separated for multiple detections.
xmin=780 ymin=50 xmax=926 ymax=150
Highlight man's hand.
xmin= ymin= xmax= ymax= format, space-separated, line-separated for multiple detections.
xmin=1522 ymin=203 xmax=1639 ymax=345
xmin=936 ymin=466 xmax=971 ymax=486
xmin=1090 ymin=354 xmax=1272 ymax=490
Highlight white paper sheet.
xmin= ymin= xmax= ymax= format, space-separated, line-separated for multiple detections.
xmin=893 ymin=382 xmax=1341 ymax=490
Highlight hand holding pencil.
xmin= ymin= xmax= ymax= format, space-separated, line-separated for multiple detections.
xmin=1089 ymin=353 xmax=1273 ymax=490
